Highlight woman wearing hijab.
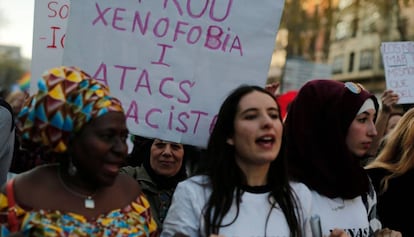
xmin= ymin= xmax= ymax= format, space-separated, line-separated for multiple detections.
xmin=0 ymin=66 xmax=157 ymax=236
xmin=284 ymin=79 xmax=401 ymax=237
xmin=121 ymin=138 xmax=192 ymax=231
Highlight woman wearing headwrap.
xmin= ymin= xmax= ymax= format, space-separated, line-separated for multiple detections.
xmin=284 ymin=79 xmax=401 ymax=237
xmin=0 ymin=66 xmax=157 ymax=236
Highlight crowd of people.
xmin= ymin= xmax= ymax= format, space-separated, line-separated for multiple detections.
xmin=0 ymin=65 xmax=409 ymax=237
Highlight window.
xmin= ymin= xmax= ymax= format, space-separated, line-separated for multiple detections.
xmin=349 ymin=52 xmax=355 ymax=72
xmin=361 ymin=12 xmax=380 ymax=34
xmin=332 ymin=56 xmax=344 ymax=74
xmin=359 ymin=50 xmax=373 ymax=70
xmin=335 ymin=21 xmax=351 ymax=40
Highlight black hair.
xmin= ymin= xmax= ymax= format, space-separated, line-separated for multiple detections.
xmin=201 ymin=85 xmax=303 ymax=236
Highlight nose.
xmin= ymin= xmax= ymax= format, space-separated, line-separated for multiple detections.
xmin=112 ymin=136 xmax=128 ymax=155
xmin=262 ymin=114 xmax=275 ymax=129
xmin=162 ymin=144 xmax=173 ymax=157
xmin=367 ymin=120 xmax=378 ymax=137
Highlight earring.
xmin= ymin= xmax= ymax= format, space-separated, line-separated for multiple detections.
xmin=68 ymin=157 xmax=77 ymax=176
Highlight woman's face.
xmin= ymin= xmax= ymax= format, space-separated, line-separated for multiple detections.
xmin=150 ymin=139 xmax=184 ymax=177
xmin=385 ymin=114 xmax=402 ymax=135
xmin=346 ymin=108 xmax=377 ymax=157
xmin=72 ymin=111 xmax=129 ymax=186
xmin=227 ymin=91 xmax=283 ymax=169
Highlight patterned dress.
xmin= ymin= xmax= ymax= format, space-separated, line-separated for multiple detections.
xmin=0 ymin=193 xmax=158 ymax=237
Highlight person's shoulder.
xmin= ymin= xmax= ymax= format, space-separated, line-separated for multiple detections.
xmin=366 ymin=167 xmax=388 ymax=184
xmin=183 ymin=174 xmax=208 ymax=184
xmin=118 ymin=172 xmax=140 ymax=186
xmin=366 ymin=167 xmax=388 ymax=176
xmin=289 ymin=181 xmax=309 ymax=189
xmin=0 ymin=98 xmax=12 ymax=112
xmin=9 ymin=165 xmax=58 ymax=206
xmin=289 ymin=181 xmax=313 ymax=203
xmin=119 ymin=165 xmax=140 ymax=176
xmin=117 ymin=173 xmax=141 ymax=194
xmin=175 ymin=175 xmax=209 ymax=191
xmin=15 ymin=164 xmax=55 ymax=184
xmin=0 ymin=103 xmax=13 ymax=130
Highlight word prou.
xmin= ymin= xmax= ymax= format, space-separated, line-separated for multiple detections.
xmin=125 ymin=101 xmax=218 ymax=135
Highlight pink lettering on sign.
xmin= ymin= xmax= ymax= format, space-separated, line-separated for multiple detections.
xmin=48 ymin=1 xmax=69 ymax=19
xmin=92 ymin=62 xmax=196 ymax=104
xmin=163 ymin=0 xmax=233 ymax=22
xmin=124 ymin=99 xmax=216 ymax=134
xmin=90 ymin=61 xmax=214 ymax=135
xmin=47 ymin=26 xmax=65 ymax=49
xmin=91 ymin=3 xmax=243 ymax=56
xmin=41 ymin=0 xmax=68 ymax=49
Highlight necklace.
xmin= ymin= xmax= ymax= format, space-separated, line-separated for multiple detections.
xmin=58 ymin=169 xmax=97 ymax=209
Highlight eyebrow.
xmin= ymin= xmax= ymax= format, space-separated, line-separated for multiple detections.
xmin=240 ymin=107 xmax=279 ymax=115
xmin=155 ymin=140 xmax=181 ymax=146
xmin=358 ymin=110 xmax=376 ymax=116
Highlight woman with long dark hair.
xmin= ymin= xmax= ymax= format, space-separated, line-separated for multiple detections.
xmin=161 ymin=85 xmax=312 ymax=237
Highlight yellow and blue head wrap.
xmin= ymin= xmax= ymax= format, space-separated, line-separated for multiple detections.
xmin=17 ymin=66 xmax=124 ymax=153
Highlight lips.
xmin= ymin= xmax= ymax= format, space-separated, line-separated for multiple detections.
xmin=256 ymin=134 xmax=276 ymax=147
xmin=158 ymin=161 xmax=175 ymax=168
xmin=362 ymin=142 xmax=372 ymax=149
xmin=102 ymin=163 xmax=121 ymax=175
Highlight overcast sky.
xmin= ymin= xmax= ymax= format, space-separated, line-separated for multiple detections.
xmin=0 ymin=0 xmax=34 ymax=59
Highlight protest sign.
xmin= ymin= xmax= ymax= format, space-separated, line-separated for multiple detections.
xmin=31 ymin=0 xmax=70 ymax=94
xmin=281 ymin=58 xmax=332 ymax=92
xmin=381 ymin=41 xmax=414 ymax=104
xmin=63 ymin=0 xmax=285 ymax=147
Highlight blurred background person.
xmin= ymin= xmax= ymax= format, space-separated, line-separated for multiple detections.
xmin=365 ymin=107 xmax=414 ymax=236
xmin=121 ymin=137 xmax=197 ymax=231
xmin=4 ymin=90 xmax=29 ymax=177
xmin=0 ymin=98 xmax=15 ymax=186
xmin=366 ymin=90 xmax=401 ymax=160
xmin=5 ymin=90 xmax=28 ymax=118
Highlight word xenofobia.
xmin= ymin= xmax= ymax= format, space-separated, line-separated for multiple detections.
xmin=91 ymin=2 xmax=243 ymax=55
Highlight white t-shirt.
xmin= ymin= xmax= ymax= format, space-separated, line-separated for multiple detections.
xmin=161 ymin=175 xmax=313 ymax=237
xmin=310 ymin=191 xmax=370 ymax=237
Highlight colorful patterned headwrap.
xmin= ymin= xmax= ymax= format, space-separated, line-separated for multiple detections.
xmin=17 ymin=66 xmax=124 ymax=153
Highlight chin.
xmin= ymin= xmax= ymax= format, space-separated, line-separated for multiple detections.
xmin=352 ymin=150 xmax=367 ymax=158
xmin=99 ymin=174 xmax=118 ymax=187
